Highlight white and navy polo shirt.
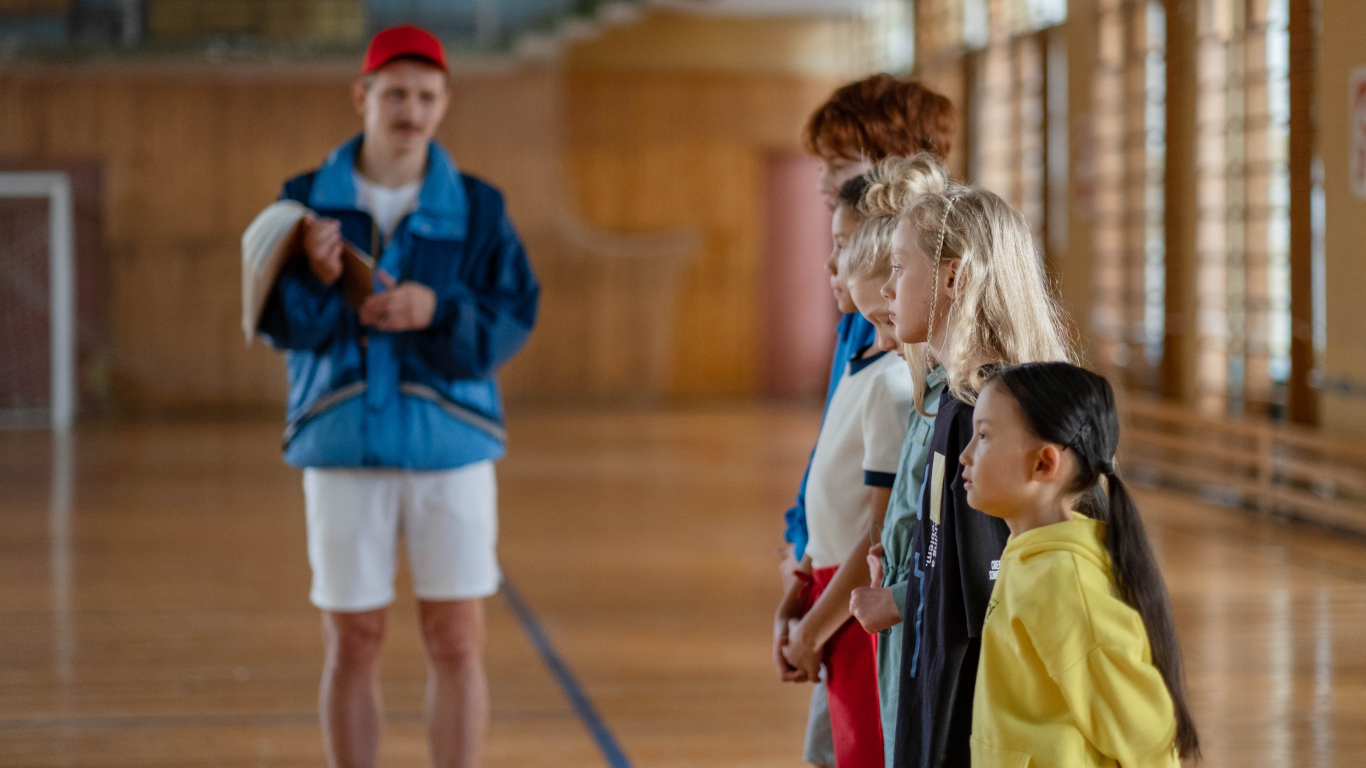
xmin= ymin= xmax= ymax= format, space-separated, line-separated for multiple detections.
xmin=804 ymin=347 xmax=915 ymax=569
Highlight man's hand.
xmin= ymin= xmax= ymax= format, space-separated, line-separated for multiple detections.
xmin=781 ymin=619 xmax=824 ymax=682
xmin=850 ymin=586 xmax=901 ymax=634
xmin=302 ymin=213 xmax=344 ymax=286
xmin=360 ymin=270 xmax=437 ymax=332
xmin=867 ymin=543 xmax=885 ymax=587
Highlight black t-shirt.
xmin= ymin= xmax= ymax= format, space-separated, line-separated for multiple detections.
xmin=894 ymin=390 xmax=1011 ymax=768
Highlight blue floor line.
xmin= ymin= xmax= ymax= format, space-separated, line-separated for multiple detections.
xmin=500 ymin=578 xmax=635 ymax=768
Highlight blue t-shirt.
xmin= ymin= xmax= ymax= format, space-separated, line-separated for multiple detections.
xmin=782 ymin=312 xmax=878 ymax=559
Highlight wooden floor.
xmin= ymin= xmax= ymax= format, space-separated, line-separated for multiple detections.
xmin=2 ymin=406 xmax=1364 ymax=767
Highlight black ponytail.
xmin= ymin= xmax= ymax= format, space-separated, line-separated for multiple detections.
xmin=992 ymin=362 xmax=1201 ymax=761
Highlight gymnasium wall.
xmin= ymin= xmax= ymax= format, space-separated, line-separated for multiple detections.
xmin=0 ymin=11 xmax=869 ymax=415
xmin=563 ymin=73 xmax=846 ymax=397
xmin=1317 ymin=0 xmax=1366 ymax=436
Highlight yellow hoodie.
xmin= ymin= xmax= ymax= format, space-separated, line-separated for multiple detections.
xmin=970 ymin=516 xmax=1180 ymax=768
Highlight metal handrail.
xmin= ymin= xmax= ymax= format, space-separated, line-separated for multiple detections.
xmin=1117 ymin=391 xmax=1366 ymax=534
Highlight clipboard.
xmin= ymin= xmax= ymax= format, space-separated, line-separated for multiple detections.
xmin=339 ymin=242 xmax=375 ymax=308
xmin=241 ymin=200 xmax=379 ymax=344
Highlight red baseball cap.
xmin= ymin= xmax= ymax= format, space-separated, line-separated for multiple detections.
xmin=362 ymin=25 xmax=448 ymax=75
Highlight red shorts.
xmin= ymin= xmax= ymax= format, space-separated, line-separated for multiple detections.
xmin=800 ymin=565 xmax=883 ymax=768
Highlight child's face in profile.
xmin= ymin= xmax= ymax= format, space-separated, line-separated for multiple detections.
xmin=960 ymin=381 xmax=1075 ymax=523
xmin=960 ymin=381 xmax=1036 ymax=519
xmin=882 ymin=220 xmax=938 ymax=345
xmin=848 ymin=275 xmax=898 ymax=352
xmin=827 ymin=204 xmax=861 ymax=314
xmin=817 ymin=153 xmax=872 ymax=209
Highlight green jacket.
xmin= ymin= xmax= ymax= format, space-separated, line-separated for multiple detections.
xmin=881 ymin=368 xmax=946 ymax=612
xmin=876 ymin=367 xmax=946 ymax=768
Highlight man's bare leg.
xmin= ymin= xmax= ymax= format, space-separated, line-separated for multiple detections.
xmin=418 ymin=599 xmax=489 ymax=768
xmin=321 ymin=608 xmax=388 ymax=768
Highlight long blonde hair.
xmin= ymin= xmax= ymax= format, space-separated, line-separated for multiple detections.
xmin=859 ymin=153 xmax=953 ymax=413
xmin=905 ymin=185 xmax=1073 ymax=408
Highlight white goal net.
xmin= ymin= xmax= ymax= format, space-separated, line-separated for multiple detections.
xmin=0 ymin=173 xmax=74 ymax=432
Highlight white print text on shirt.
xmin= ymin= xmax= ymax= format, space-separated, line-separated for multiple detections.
xmin=925 ymin=518 xmax=941 ymax=571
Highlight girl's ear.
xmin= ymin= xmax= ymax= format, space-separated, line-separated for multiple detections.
xmin=942 ymin=259 xmax=963 ymax=298
xmin=1032 ymin=443 xmax=1064 ymax=483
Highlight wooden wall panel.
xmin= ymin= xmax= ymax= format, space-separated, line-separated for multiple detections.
xmin=566 ymin=140 xmax=762 ymax=397
xmin=1316 ymin=0 xmax=1366 ymax=434
xmin=565 ymin=71 xmax=839 ymax=397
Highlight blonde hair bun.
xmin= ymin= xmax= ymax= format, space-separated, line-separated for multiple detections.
xmin=860 ymin=153 xmax=952 ymax=218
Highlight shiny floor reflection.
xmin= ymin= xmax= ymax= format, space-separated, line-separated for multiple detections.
xmin=1 ymin=409 xmax=1364 ymax=766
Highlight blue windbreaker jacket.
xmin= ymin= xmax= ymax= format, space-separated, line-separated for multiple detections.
xmin=258 ymin=135 xmax=540 ymax=469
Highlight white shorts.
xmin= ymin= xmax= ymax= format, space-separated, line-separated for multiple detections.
xmin=303 ymin=462 xmax=500 ymax=612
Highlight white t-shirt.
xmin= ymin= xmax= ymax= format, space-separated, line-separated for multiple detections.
xmin=354 ymin=170 xmax=421 ymax=248
xmin=804 ymin=349 xmax=916 ymax=569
